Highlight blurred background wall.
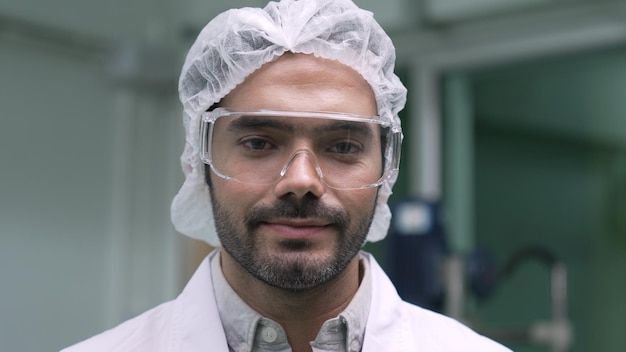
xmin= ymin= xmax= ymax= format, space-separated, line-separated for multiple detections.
xmin=1 ymin=0 xmax=625 ymax=351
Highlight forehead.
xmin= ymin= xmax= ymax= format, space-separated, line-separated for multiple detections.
xmin=220 ymin=53 xmax=377 ymax=116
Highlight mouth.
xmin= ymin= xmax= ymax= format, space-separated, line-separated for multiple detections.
xmin=260 ymin=219 xmax=333 ymax=240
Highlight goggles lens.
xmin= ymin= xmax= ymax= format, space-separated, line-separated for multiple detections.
xmin=201 ymin=109 xmax=400 ymax=190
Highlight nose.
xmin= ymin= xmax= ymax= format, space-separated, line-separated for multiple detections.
xmin=273 ymin=150 xmax=325 ymax=199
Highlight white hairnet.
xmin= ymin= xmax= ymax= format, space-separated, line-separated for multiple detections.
xmin=173 ymin=0 xmax=407 ymax=246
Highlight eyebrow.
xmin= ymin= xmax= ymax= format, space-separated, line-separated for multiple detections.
xmin=226 ymin=115 xmax=376 ymax=138
xmin=227 ymin=115 xmax=294 ymax=133
xmin=316 ymin=120 xmax=375 ymax=138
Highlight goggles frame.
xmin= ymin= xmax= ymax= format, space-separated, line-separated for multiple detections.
xmin=200 ymin=108 xmax=402 ymax=190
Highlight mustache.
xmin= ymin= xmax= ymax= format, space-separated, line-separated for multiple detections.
xmin=244 ymin=195 xmax=349 ymax=231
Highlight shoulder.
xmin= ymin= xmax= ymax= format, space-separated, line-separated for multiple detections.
xmin=398 ymin=302 xmax=511 ymax=351
xmin=61 ymin=301 xmax=175 ymax=352
xmin=61 ymin=251 xmax=227 ymax=352
xmin=363 ymin=252 xmax=511 ymax=351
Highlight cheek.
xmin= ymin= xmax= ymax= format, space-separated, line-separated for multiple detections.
xmin=342 ymin=188 xmax=379 ymax=216
xmin=211 ymin=176 xmax=267 ymax=215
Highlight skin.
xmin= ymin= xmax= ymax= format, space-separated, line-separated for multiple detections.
xmin=208 ymin=53 xmax=380 ymax=352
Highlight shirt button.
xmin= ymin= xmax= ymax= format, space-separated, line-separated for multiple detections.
xmin=349 ymin=339 xmax=361 ymax=351
xmin=238 ymin=342 xmax=250 ymax=352
xmin=262 ymin=327 xmax=278 ymax=343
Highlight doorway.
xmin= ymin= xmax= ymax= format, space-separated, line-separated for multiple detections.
xmin=443 ymin=46 xmax=626 ymax=352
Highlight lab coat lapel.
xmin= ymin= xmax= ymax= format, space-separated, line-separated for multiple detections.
xmin=171 ymin=250 xmax=229 ymax=352
xmin=361 ymin=253 xmax=416 ymax=352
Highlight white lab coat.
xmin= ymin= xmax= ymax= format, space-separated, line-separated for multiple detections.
xmin=63 ymin=251 xmax=511 ymax=351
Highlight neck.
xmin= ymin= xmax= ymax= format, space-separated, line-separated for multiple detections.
xmin=220 ymin=250 xmax=362 ymax=352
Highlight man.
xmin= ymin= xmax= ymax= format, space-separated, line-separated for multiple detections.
xmin=64 ymin=0 xmax=511 ymax=351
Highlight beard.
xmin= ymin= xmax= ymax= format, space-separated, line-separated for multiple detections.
xmin=210 ymin=192 xmax=376 ymax=291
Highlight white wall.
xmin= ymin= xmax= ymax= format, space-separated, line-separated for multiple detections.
xmin=0 ymin=39 xmax=116 ymax=351
xmin=0 ymin=1 xmax=184 ymax=350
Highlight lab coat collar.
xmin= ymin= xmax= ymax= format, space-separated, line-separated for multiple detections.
xmin=170 ymin=250 xmax=413 ymax=352
xmin=170 ymin=250 xmax=229 ymax=351
xmin=360 ymin=252 xmax=415 ymax=351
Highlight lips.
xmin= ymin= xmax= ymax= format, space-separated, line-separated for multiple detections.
xmin=261 ymin=219 xmax=333 ymax=240
xmin=244 ymin=197 xmax=349 ymax=237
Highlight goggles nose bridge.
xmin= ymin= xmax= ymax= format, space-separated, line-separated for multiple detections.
xmin=279 ymin=149 xmax=325 ymax=180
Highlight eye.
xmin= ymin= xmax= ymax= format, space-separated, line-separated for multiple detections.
xmin=328 ymin=140 xmax=363 ymax=155
xmin=240 ymin=137 xmax=275 ymax=151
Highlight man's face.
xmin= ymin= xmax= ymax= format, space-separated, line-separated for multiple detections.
xmin=209 ymin=53 xmax=381 ymax=291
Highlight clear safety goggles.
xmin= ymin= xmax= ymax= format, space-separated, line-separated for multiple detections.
xmin=200 ymin=108 xmax=402 ymax=190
